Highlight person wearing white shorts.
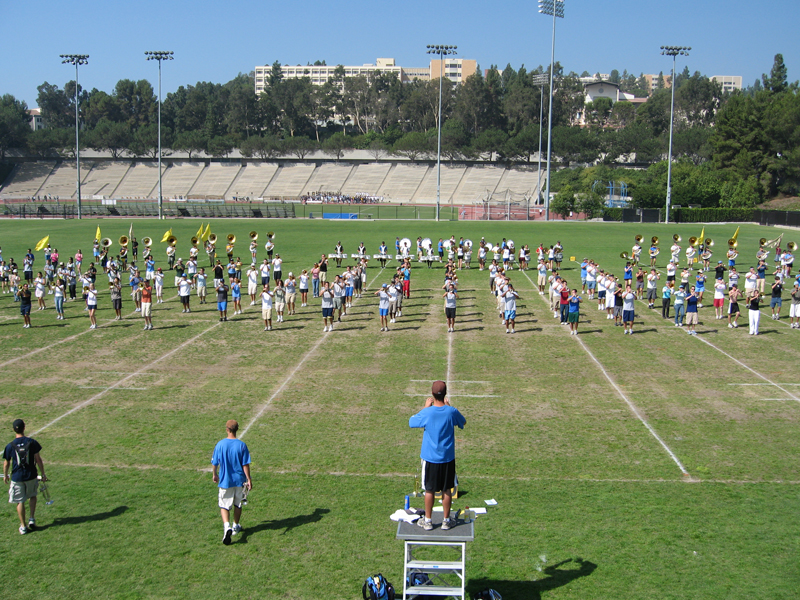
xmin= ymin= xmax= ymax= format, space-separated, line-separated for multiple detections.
xmin=211 ymin=420 xmax=252 ymax=545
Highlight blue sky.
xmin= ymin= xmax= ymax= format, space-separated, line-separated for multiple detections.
xmin=4 ymin=0 xmax=798 ymax=107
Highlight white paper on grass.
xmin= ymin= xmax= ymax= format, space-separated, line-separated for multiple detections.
xmin=484 ymin=499 xmax=498 ymax=505
xmin=472 ymin=507 xmax=487 ymax=514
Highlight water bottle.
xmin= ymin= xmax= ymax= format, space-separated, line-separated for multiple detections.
xmin=404 ymin=495 xmax=410 ymax=510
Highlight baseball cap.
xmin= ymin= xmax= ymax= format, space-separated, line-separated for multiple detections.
xmin=382 ymin=284 xmax=388 ymax=288
xmin=431 ymin=380 xmax=447 ymax=398
xmin=12 ymin=419 xmax=24 ymax=433
xmin=718 ymin=261 xmax=723 ymax=264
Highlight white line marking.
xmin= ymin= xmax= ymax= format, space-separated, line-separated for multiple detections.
xmin=240 ymin=266 xmax=386 ymax=439
xmin=0 ymin=292 xmax=180 ymax=370
xmin=77 ymin=386 xmax=149 ymax=391
xmin=411 ymin=379 xmax=490 ymax=384
xmin=728 ymin=383 xmax=800 ymax=386
xmin=693 ymin=335 xmax=800 ymax=404
xmin=446 ymin=326 xmax=453 ymax=387
xmin=521 ymin=268 xmax=690 ymax=476
xmin=32 ymin=319 xmax=224 ymax=436
xmin=760 ymin=398 xmax=793 ymax=402
xmin=405 ymin=393 xmax=500 ymax=398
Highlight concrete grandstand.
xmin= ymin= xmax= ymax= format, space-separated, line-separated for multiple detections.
xmin=1 ymin=160 xmax=541 ymax=204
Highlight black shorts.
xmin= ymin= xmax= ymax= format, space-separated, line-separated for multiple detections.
xmin=445 ymin=307 xmax=456 ymax=319
xmin=112 ymin=298 xmax=122 ymax=310
xmin=24 ymin=272 xmax=33 ymax=281
xmin=421 ymin=459 xmax=457 ymax=493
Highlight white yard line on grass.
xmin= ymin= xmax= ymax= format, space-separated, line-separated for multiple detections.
xmin=693 ymin=335 xmax=800 ymax=404
xmin=521 ymin=268 xmax=691 ymax=477
xmin=33 ymin=319 xmax=224 ymax=436
xmin=240 ymin=266 xmax=386 ymax=439
xmin=728 ymin=383 xmax=800 ymax=386
xmin=0 ymin=292 xmax=180 ymax=370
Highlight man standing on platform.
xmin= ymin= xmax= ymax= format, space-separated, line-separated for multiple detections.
xmin=409 ymin=381 xmax=466 ymax=531
xmin=211 ymin=420 xmax=252 ymax=545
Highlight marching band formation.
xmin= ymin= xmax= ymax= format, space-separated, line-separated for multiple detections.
xmin=1 ymin=226 xmax=798 ymax=336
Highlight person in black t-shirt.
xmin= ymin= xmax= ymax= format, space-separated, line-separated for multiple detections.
xmin=19 ymin=284 xmax=32 ymax=328
xmin=216 ymin=282 xmax=229 ymax=321
xmin=3 ymin=419 xmax=47 ymax=534
xmin=770 ymin=276 xmax=783 ymax=320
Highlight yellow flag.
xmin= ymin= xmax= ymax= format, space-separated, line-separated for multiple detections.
xmin=95 ymin=226 xmax=101 ymax=241
xmin=160 ymin=228 xmax=173 ymax=243
xmin=202 ymin=223 xmax=211 ymax=242
xmin=196 ymin=223 xmax=204 ymax=238
xmin=699 ymin=226 xmax=705 ymax=243
xmin=34 ymin=235 xmax=50 ymax=252
xmin=730 ymin=226 xmax=740 ymax=243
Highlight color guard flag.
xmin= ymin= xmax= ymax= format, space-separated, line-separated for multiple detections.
xmin=95 ymin=226 xmax=102 ymax=241
xmin=160 ymin=228 xmax=173 ymax=243
xmin=34 ymin=236 xmax=50 ymax=252
xmin=196 ymin=223 xmax=204 ymax=238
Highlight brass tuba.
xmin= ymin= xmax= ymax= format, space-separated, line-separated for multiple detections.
xmin=227 ymin=234 xmax=236 ymax=244
xmin=208 ymin=233 xmax=218 ymax=245
xmin=142 ymin=237 xmax=152 ymax=247
xmin=101 ymin=238 xmax=113 ymax=248
xmin=166 ymin=235 xmax=178 ymax=247
xmin=635 ymin=234 xmax=643 ymax=243
xmin=673 ymin=234 xmax=681 ymax=243
xmin=249 ymin=231 xmax=258 ymax=241
xmin=651 ymin=236 xmax=659 ymax=245
xmin=788 ymin=242 xmax=798 ymax=252
xmin=191 ymin=236 xmax=199 ymax=246
xmin=705 ymin=238 xmax=714 ymax=247
xmin=119 ymin=235 xmax=129 ymax=247
xmin=688 ymin=237 xmax=698 ymax=247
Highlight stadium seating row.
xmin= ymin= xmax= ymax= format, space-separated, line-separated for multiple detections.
xmin=1 ymin=161 xmax=541 ymax=204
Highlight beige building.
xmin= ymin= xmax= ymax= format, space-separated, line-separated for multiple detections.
xmin=711 ymin=75 xmax=743 ymax=93
xmin=643 ymin=73 xmax=672 ymax=94
xmin=254 ymin=57 xmax=478 ymax=93
xmin=429 ymin=58 xmax=477 ymax=84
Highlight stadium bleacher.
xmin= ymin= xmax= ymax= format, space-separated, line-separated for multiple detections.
xmin=82 ymin=162 xmax=131 ymax=198
xmin=159 ymin=162 xmax=204 ymax=198
xmin=188 ymin=163 xmax=241 ymax=198
xmin=229 ymin=163 xmax=278 ymax=199
xmin=377 ymin=164 xmax=429 ymax=201
xmin=340 ymin=163 xmax=392 ymax=195
xmin=301 ymin=163 xmax=354 ymax=195
xmin=412 ymin=164 xmax=466 ymax=202
xmin=114 ymin=163 xmax=163 ymax=198
xmin=264 ymin=163 xmax=315 ymax=197
xmin=0 ymin=162 xmax=57 ymax=198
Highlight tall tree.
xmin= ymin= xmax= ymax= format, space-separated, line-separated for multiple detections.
xmin=762 ymin=53 xmax=788 ymax=93
xmin=0 ymin=94 xmax=31 ymax=159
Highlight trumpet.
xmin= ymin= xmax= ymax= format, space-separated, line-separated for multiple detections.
xmin=673 ymin=234 xmax=681 ymax=243
xmin=651 ymin=236 xmax=659 ymax=245
xmin=227 ymin=234 xmax=236 ymax=244
xmin=191 ymin=236 xmax=199 ymax=246
xmin=208 ymin=233 xmax=218 ymax=245
xmin=635 ymin=234 xmax=643 ymax=243
xmin=142 ymin=237 xmax=152 ymax=247
xmin=249 ymin=231 xmax=258 ymax=241
xmin=166 ymin=235 xmax=178 ymax=247
xmin=101 ymin=238 xmax=113 ymax=248
xmin=688 ymin=236 xmax=698 ymax=247
xmin=119 ymin=235 xmax=129 ymax=247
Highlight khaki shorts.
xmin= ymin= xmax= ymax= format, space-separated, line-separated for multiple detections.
xmin=286 ymin=292 xmax=297 ymax=305
xmin=319 ymin=272 xmax=327 ymax=283
xmin=197 ymin=284 xmax=206 ymax=297
xmin=275 ymin=302 xmax=285 ymax=312
xmin=218 ymin=486 xmax=245 ymax=510
xmin=262 ymin=307 xmax=272 ymax=320
xmin=248 ymin=283 xmax=258 ymax=296
xmin=537 ymin=274 xmax=546 ymax=286
xmin=141 ymin=302 xmax=152 ymax=317
xmin=685 ymin=312 xmax=698 ymax=325
xmin=8 ymin=479 xmax=37 ymax=504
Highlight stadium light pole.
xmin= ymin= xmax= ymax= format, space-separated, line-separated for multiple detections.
xmin=538 ymin=0 xmax=563 ymax=221
xmin=427 ymin=44 xmax=457 ymax=222
xmin=60 ymin=54 xmax=88 ymax=219
xmin=661 ymin=46 xmax=690 ymax=224
xmin=531 ymin=73 xmax=549 ymax=220
xmin=145 ymin=51 xmax=174 ymax=220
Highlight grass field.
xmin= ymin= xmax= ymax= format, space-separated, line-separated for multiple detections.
xmin=1 ymin=218 xmax=799 ymax=600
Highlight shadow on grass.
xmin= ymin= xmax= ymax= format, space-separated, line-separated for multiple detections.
xmin=240 ymin=508 xmax=330 ymax=541
xmin=457 ymin=327 xmax=485 ymax=332
xmin=468 ymin=558 xmax=597 ymax=600
xmin=577 ymin=329 xmax=603 ymax=334
xmin=38 ymin=505 xmax=129 ymax=530
xmin=153 ymin=324 xmax=192 ymax=330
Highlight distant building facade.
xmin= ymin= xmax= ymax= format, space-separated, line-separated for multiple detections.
xmin=254 ymin=57 xmax=476 ymax=94
xmin=27 ymin=109 xmax=45 ymax=131
xmin=711 ymin=75 xmax=743 ymax=93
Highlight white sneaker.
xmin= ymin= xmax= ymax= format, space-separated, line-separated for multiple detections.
xmin=232 ymin=523 xmax=242 ymax=534
xmin=264 ymin=327 xmax=268 ymax=331
xmin=728 ymin=323 xmax=733 ymax=328
xmin=19 ymin=526 xmax=27 ymax=535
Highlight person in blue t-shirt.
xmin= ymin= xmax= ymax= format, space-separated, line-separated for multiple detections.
xmin=211 ymin=420 xmax=252 ymax=545
xmin=3 ymin=419 xmax=47 ymax=535
xmin=409 ymin=381 xmax=466 ymax=531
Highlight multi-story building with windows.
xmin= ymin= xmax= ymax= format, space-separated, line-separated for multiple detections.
xmin=711 ymin=75 xmax=743 ymax=93
xmin=254 ymin=57 xmax=476 ymax=94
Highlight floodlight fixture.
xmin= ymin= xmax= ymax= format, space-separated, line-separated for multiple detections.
xmin=661 ymin=46 xmax=690 ymax=223
xmin=145 ymin=51 xmax=174 ymax=220
xmin=426 ymin=44 xmax=458 ymax=222
xmin=60 ymin=54 xmax=89 ymax=219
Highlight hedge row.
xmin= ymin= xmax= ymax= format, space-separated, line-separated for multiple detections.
xmin=672 ymin=208 xmax=757 ymax=223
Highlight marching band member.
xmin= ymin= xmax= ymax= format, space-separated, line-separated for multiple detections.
xmin=503 ymin=283 xmax=521 ymax=334
xmin=141 ymin=279 xmax=153 ymax=330
xmin=271 ymin=254 xmax=283 ymax=284
xmin=358 ymin=241 xmax=367 ymax=259
xmin=187 ymin=257 xmax=198 ymax=288
xmin=727 ymin=284 xmax=741 ymax=328
xmin=685 ymin=244 xmax=696 ymax=268
xmin=33 ymin=272 xmax=46 ymax=310
xmin=166 ymin=243 xmax=176 ymax=270
xmin=670 ymin=240 xmax=681 ymax=263
xmin=265 ymin=237 xmax=275 ymax=260
xmin=273 ymin=279 xmax=286 ymax=323
xmin=700 ymin=246 xmax=713 ymax=271
xmin=179 ymin=274 xmax=192 ymax=313
xmin=631 ymin=241 xmax=642 ymax=266
xmin=154 ymin=268 xmax=164 ymax=303
xmin=249 ymin=239 xmax=258 ymax=262
xmin=756 ymin=246 xmax=769 ymax=263
xmin=695 ymin=269 xmax=707 ymax=307
xmin=726 ymin=246 xmax=738 ymax=268
xmin=261 ymin=283 xmax=273 ymax=331
xmin=110 ymin=277 xmax=123 ymax=320
xmin=189 ymin=242 xmax=199 ymax=261
xmin=781 ymin=247 xmax=794 ymax=276
xmin=375 ymin=284 xmax=391 ymax=332
xmin=378 ymin=242 xmax=388 ymax=268
xmin=478 ymin=243 xmax=487 ymax=271
xmin=247 ymin=264 xmax=259 ymax=305
xmin=334 ymin=242 xmax=344 ymax=267
xmin=649 ymin=243 xmax=658 ymax=268
xmin=230 ymin=277 xmax=241 ymax=315
xmin=299 ymin=270 xmax=309 ymax=307
xmin=225 ymin=241 xmax=234 ymax=262
xmin=86 ymin=283 xmax=98 ymax=329
xmin=205 ymin=239 xmax=215 ymax=266
xmin=285 ymin=273 xmax=297 ymax=315
xmin=321 ymin=282 xmax=334 ymax=332
xmin=443 ymin=283 xmax=457 ymax=332
xmin=196 ymin=267 xmax=208 ymax=304
xmin=54 ymin=277 xmax=65 ymax=320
